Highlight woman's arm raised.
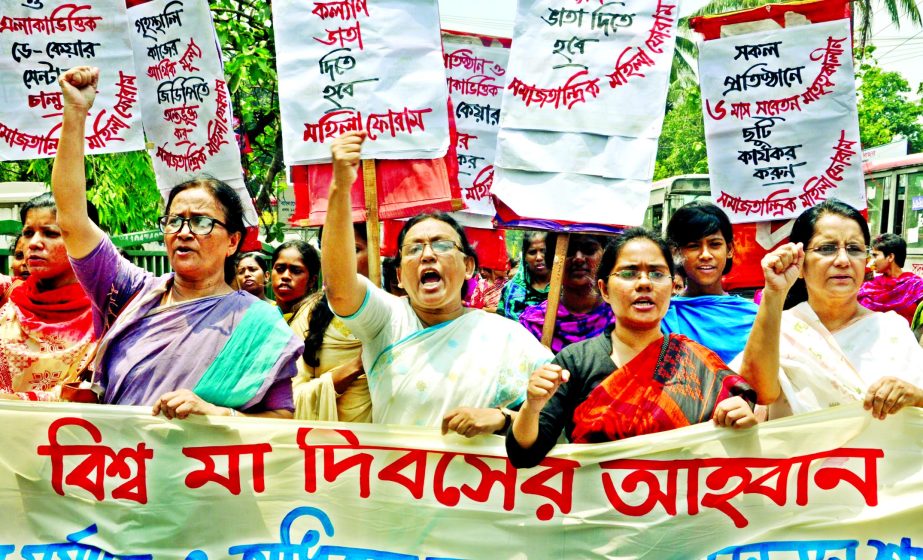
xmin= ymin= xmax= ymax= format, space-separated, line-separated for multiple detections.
xmin=321 ymin=131 xmax=368 ymax=317
xmin=738 ymin=243 xmax=804 ymax=405
xmin=52 ymin=66 xmax=106 ymax=259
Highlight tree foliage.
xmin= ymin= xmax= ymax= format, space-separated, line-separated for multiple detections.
xmin=0 ymin=150 xmax=160 ymax=234
xmin=211 ymin=0 xmax=286 ymax=242
xmin=654 ymin=84 xmax=709 ymax=180
xmin=856 ymin=50 xmax=923 ymax=152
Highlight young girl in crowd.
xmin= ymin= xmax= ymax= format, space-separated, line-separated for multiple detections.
xmin=663 ymin=201 xmax=758 ymax=363
xmin=498 ymin=231 xmax=551 ymax=320
xmin=235 ymin=252 xmax=270 ymax=301
xmin=291 ymin=225 xmax=371 ymax=422
xmin=519 ymin=234 xmax=614 ymax=353
xmin=271 ymin=240 xmax=320 ymax=324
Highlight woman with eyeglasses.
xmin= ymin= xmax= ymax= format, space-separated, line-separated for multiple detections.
xmin=737 ymin=199 xmax=923 ymax=420
xmin=49 ymin=66 xmax=302 ymax=419
xmin=518 ymin=233 xmax=615 ymax=353
xmin=270 ymin=240 xmax=320 ymax=323
xmin=323 ymin=132 xmax=551 ymax=436
xmin=507 ymin=228 xmax=757 ymax=468
xmin=663 ymin=201 xmax=758 ymax=363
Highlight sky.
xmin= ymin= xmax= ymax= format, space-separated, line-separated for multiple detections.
xmin=438 ymin=0 xmax=923 ymax=93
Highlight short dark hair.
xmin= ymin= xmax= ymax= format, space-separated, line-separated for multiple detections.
xmin=666 ymin=201 xmax=734 ymax=275
xmin=165 ymin=178 xmax=246 ymax=284
xmin=598 ymin=227 xmax=675 ymax=280
xmin=235 ymin=251 xmax=268 ymax=273
xmin=872 ymin=232 xmax=906 ymax=267
xmin=785 ymin=199 xmax=871 ymax=308
xmin=790 ymin=199 xmax=870 ymax=247
xmin=396 ymin=213 xmax=476 ymax=298
xmin=272 ymin=240 xmax=321 ymax=281
xmin=21 ymin=192 xmax=100 ymax=227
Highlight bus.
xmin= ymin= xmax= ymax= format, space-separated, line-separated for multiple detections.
xmin=646 ymin=158 xmax=923 ymax=288
xmin=863 ymin=152 xmax=923 ymax=274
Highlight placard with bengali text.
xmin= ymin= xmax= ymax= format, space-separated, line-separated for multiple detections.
xmin=0 ymin=0 xmax=144 ymax=161
xmin=699 ymin=19 xmax=866 ymax=224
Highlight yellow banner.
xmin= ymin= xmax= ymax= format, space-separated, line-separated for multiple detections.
xmin=0 ymin=401 xmax=921 ymax=559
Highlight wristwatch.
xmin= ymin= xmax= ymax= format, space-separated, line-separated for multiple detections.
xmin=496 ymin=407 xmax=512 ymax=434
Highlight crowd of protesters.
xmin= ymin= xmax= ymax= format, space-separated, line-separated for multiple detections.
xmin=1 ymin=66 xmax=922 ymax=466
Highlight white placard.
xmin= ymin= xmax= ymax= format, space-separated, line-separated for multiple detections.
xmin=273 ymin=0 xmax=450 ymax=165
xmin=127 ymin=0 xmax=254 ymax=224
xmin=495 ymin=128 xmax=657 ymax=179
xmin=498 ymin=0 xmax=678 ymax=137
xmin=444 ymin=35 xmax=509 ymax=217
xmin=491 ymin=167 xmax=650 ymax=227
xmin=0 ymin=0 xmax=144 ymax=160
xmin=699 ymin=19 xmax=865 ymax=223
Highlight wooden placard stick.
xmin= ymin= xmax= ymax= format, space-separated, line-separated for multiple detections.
xmin=362 ymin=159 xmax=382 ymax=288
xmin=540 ymin=233 xmax=570 ymax=348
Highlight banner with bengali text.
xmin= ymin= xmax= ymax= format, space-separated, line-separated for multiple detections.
xmin=126 ymin=0 xmax=254 ymax=226
xmin=272 ymin=0 xmax=450 ymax=166
xmin=0 ymin=0 xmax=144 ymax=161
xmin=0 ymin=402 xmax=921 ymax=559
xmin=699 ymin=18 xmax=866 ymax=224
xmin=443 ymin=33 xmax=508 ymax=221
xmin=490 ymin=0 xmax=678 ymax=231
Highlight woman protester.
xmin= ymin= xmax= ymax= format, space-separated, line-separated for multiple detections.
xmin=0 ymin=194 xmax=98 ymax=400
xmin=271 ymin=240 xmax=320 ymax=323
xmin=519 ymin=234 xmax=614 ymax=353
xmin=235 ymin=252 xmax=270 ymax=301
xmin=52 ymin=66 xmax=302 ymax=419
xmin=498 ymin=231 xmax=551 ymax=321
xmin=10 ymin=234 xmax=29 ymax=279
xmin=508 ymin=228 xmax=757 ymax=468
xmin=738 ymin=200 xmax=923 ymax=420
xmin=323 ymin=131 xmax=551 ymax=436
xmin=291 ymin=225 xmax=371 ymax=422
xmin=663 ymin=201 xmax=758 ymax=363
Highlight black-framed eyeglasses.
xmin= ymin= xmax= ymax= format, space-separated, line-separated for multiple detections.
xmin=157 ymin=215 xmax=228 ymax=236
xmin=808 ymin=243 xmax=868 ymax=260
xmin=401 ymin=239 xmax=463 ymax=259
xmin=608 ymin=269 xmax=673 ymax=284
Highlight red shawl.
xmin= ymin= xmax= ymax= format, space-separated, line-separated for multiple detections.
xmin=571 ymin=334 xmax=755 ymax=443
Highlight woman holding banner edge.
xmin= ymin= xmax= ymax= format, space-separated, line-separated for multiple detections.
xmin=736 ymin=199 xmax=923 ymax=420
xmin=51 ymin=66 xmax=302 ymax=419
xmin=507 ymin=228 xmax=757 ymax=468
xmin=323 ymin=131 xmax=551 ymax=436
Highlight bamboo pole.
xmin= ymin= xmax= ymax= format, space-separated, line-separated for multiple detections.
xmin=362 ymin=159 xmax=382 ymax=288
xmin=540 ymin=233 xmax=570 ymax=348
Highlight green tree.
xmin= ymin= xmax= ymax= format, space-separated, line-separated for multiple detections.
xmin=856 ymin=52 xmax=923 ymax=152
xmin=0 ymin=151 xmax=160 ymax=234
xmin=655 ymin=84 xmax=709 ymax=179
xmin=212 ymin=0 xmax=287 ymax=242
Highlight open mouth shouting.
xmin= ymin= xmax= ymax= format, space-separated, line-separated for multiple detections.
xmin=420 ymin=268 xmax=443 ymax=292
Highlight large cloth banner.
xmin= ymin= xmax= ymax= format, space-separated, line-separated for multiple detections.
xmin=0 ymin=402 xmax=921 ymax=559
xmin=442 ymin=33 xmax=509 ymax=223
xmin=490 ymin=0 xmax=678 ymax=231
xmin=699 ymin=18 xmax=866 ymax=224
xmin=0 ymin=0 xmax=144 ymax=160
xmin=272 ymin=0 xmax=450 ymax=165
xmin=127 ymin=0 xmax=252 ymax=225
